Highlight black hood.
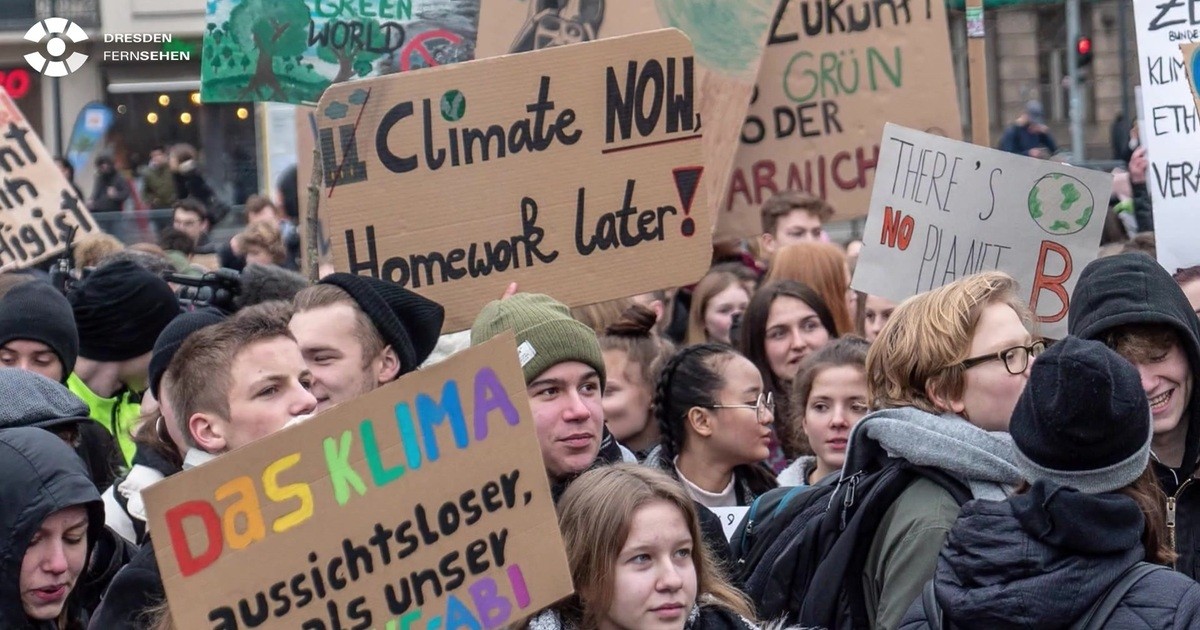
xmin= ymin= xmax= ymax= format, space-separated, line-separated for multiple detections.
xmin=0 ymin=428 xmax=103 ymax=628
xmin=933 ymin=481 xmax=1144 ymax=629
xmin=1068 ymin=253 xmax=1200 ymax=479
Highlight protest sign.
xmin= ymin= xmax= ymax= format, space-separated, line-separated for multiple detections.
xmin=316 ymin=29 xmax=711 ymax=332
xmin=1185 ymin=41 xmax=1200 ymax=122
xmin=476 ymin=0 xmax=775 ymax=233
xmin=144 ymin=333 xmax=570 ymax=630
xmin=201 ymin=0 xmax=477 ymax=104
xmin=0 ymin=89 xmax=96 ymax=271
xmin=851 ymin=124 xmax=1112 ymax=339
xmin=710 ymin=506 xmax=749 ymax=542
xmin=722 ymin=0 xmax=961 ymax=236
xmin=1133 ymin=4 xmax=1200 ymax=272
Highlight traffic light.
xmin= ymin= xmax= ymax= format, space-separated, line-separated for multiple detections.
xmin=1076 ymin=36 xmax=1093 ymax=69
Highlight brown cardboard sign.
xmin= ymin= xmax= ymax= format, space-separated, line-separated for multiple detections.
xmin=722 ymin=0 xmax=961 ymax=235
xmin=476 ymin=0 xmax=776 ymax=238
xmin=317 ymin=29 xmax=710 ymax=332
xmin=0 ymin=88 xmax=97 ymax=271
xmin=144 ymin=333 xmax=571 ymax=630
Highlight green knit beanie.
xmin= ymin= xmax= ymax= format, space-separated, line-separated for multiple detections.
xmin=470 ymin=293 xmax=606 ymax=387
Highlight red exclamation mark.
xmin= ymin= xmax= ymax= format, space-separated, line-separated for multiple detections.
xmin=672 ymin=166 xmax=704 ymax=237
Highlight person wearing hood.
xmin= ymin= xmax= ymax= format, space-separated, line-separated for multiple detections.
xmin=900 ymin=336 xmax=1200 ymax=629
xmin=853 ymin=271 xmax=1033 ymax=630
xmin=1068 ymin=252 xmax=1200 ymax=577
xmin=0 ymin=427 xmax=104 ymax=630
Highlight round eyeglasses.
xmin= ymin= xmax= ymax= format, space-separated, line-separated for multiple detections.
xmin=958 ymin=340 xmax=1047 ymax=375
xmin=704 ymin=391 xmax=775 ymax=423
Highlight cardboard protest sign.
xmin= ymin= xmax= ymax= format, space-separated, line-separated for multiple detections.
xmin=144 ymin=333 xmax=570 ymax=630
xmin=1133 ymin=5 xmax=1200 ymax=272
xmin=201 ymin=0 xmax=477 ymax=104
xmin=0 ymin=89 xmax=97 ymax=271
xmin=317 ymin=29 xmax=711 ymax=332
xmin=723 ymin=0 xmax=961 ymax=236
xmin=476 ymin=0 xmax=775 ymax=233
xmin=852 ymin=124 xmax=1112 ymax=339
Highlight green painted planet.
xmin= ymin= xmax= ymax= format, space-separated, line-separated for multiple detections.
xmin=1027 ymin=173 xmax=1095 ymax=236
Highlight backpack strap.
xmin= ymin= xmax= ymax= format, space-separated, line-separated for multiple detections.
xmin=921 ymin=580 xmax=944 ymax=630
xmin=1071 ymin=562 xmax=1165 ymax=630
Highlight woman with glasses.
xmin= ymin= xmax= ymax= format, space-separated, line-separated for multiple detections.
xmin=645 ymin=343 xmax=778 ymax=508
xmin=840 ymin=271 xmax=1033 ymax=630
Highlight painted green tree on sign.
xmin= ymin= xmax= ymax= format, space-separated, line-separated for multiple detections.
xmin=315 ymin=10 xmax=387 ymax=83
xmin=228 ymin=0 xmax=311 ymax=100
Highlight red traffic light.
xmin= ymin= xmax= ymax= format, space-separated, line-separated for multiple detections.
xmin=1077 ymin=37 xmax=1092 ymax=56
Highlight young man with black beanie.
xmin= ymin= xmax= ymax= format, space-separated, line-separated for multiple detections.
xmin=68 ymin=259 xmax=180 ymax=470
xmin=901 ymin=336 xmax=1200 ymax=628
xmin=1069 ymin=252 xmax=1200 ymax=577
xmin=290 ymin=273 xmax=445 ymax=412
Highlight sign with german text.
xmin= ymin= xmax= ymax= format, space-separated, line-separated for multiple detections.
xmin=0 ymin=89 xmax=96 ymax=271
xmin=1134 ymin=4 xmax=1200 ymax=271
xmin=144 ymin=333 xmax=571 ymax=630
xmin=852 ymin=124 xmax=1112 ymax=339
xmin=476 ymin=0 xmax=775 ymax=239
xmin=316 ymin=29 xmax=711 ymax=332
xmin=201 ymin=0 xmax=477 ymax=104
xmin=722 ymin=0 xmax=961 ymax=236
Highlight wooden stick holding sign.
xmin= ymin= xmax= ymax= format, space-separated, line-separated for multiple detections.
xmin=851 ymin=124 xmax=1112 ymax=339
xmin=0 ymin=89 xmax=98 ymax=271
xmin=143 ymin=332 xmax=572 ymax=630
xmin=966 ymin=0 xmax=991 ymax=146
xmin=316 ymin=29 xmax=712 ymax=332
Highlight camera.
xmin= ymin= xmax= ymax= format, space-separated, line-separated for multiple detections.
xmin=165 ymin=268 xmax=241 ymax=313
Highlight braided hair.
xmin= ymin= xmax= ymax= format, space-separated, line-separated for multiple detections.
xmin=652 ymin=344 xmax=731 ymax=465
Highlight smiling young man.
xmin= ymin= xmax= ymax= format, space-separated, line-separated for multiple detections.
xmin=1070 ymin=252 xmax=1200 ymax=578
xmin=470 ymin=293 xmax=634 ymax=498
xmin=290 ymin=273 xmax=444 ymax=412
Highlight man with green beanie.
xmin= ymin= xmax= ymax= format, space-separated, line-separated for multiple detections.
xmin=471 ymin=293 xmax=634 ymax=498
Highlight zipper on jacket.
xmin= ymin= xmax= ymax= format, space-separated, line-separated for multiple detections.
xmin=1168 ymin=478 xmax=1194 ymax=568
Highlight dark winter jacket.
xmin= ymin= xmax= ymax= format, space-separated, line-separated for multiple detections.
xmin=1069 ymin=253 xmax=1200 ymax=577
xmin=0 ymin=427 xmax=105 ymax=629
xmin=86 ymin=542 xmax=161 ymax=630
xmin=998 ymin=123 xmax=1057 ymax=157
xmin=899 ymin=480 xmax=1200 ymax=629
xmin=173 ymin=164 xmax=229 ymax=225
xmin=88 ymin=171 xmax=130 ymax=214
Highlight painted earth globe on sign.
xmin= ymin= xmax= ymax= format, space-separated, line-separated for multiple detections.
xmin=1027 ymin=173 xmax=1094 ymax=236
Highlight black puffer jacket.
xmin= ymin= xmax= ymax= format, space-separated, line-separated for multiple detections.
xmin=1068 ymin=253 xmax=1200 ymax=577
xmin=899 ymin=481 xmax=1200 ymax=629
xmin=0 ymin=428 xmax=105 ymax=629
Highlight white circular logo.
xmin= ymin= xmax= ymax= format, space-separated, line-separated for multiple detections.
xmin=24 ymin=18 xmax=89 ymax=77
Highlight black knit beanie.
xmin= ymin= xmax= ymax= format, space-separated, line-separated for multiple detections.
xmin=1010 ymin=336 xmax=1152 ymax=494
xmin=319 ymin=273 xmax=445 ymax=374
xmin=70 ymin=260 xmax=180 ymax=362
xmin=148 ymin=307 xmax=227 ymax=399
xmin=0 ymin=280 xmax=79 ymax=381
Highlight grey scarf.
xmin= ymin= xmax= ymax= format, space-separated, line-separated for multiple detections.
xmin=845 ymin=407 xmax=1022 ymax=500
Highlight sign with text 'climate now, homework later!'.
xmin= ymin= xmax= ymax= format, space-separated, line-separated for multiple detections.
xmin=851 ymin=124 xmax=1112 ymax=339
xmin=0 ymin=89 xmax=97 ymax=271
xmin=144 ymin=333 xmax=571 ymax=630
xmin=316 ymin=29 xmax=711 ymax=332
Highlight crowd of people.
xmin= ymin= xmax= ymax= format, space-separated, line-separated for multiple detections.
xmin=0 ymin=140 xmax=1198 ymax=630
